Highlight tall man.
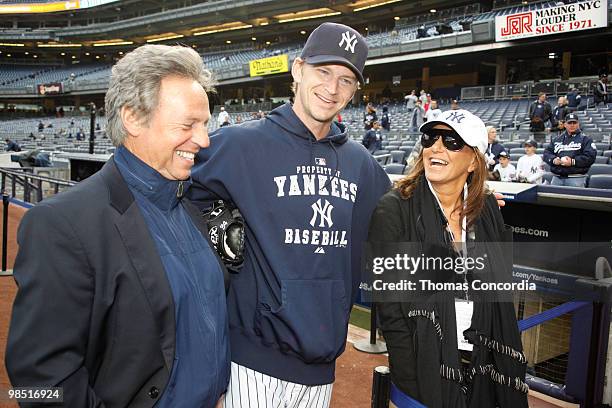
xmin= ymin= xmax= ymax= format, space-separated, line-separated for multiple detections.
xmin=528 ymin=92 xmax=552 ymax=133
xmin=6 ymin=45 xmax=230 ymax=407
xmin=189 ymin=22 xmax=390 ymax=408
xmin=543 ymin=113 xmax=597 ymax=187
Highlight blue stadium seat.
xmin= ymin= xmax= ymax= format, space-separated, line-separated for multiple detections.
xmin=374 ymin=149 xmax=390 ymax=155
xmin=398 ymin=146 xmax=412 ymax=154
xmin=594 ymin=156 xmax=610 ymax=164
xmin=390 ymin=150 xmax=406 ymax=164
xmin=510 ymin=148 xmax=525 ymax=154
xmin=510 ymin=153 xmax=523 ymax=161
xmin=384 ymin=163 xmax=406 ymax=175
xmin=588 ymin=164 xmax=612 ymax=176
xmin=587 ymin=175 xmax=612 ymax=189
xmin=603 ymin=150 xmax=612 ymax=159
xmin=542 ymin=172 xmax=554 ymax=184
xmin=594 ymin=143 xmax=610 ymax=151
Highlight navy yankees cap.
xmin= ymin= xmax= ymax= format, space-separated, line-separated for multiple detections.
xmin=524 ymin=139 xmax=537 ymax=147
xmin=498 ymin=151 xmax=509 ymax=158
xmin=565 ymin=113 xmax=579 ymax=123
xmin=300 ymin=22 xmax=368 ymax=84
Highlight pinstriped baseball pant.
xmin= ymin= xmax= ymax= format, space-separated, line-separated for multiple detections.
xmin=224 ymin=362 xmax=333 ymax=408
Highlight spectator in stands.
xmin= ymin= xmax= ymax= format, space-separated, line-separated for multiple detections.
xmin=594 ymin=74 xmax=608 ymax=106
xmin=218 ymin=106 xmax=231 ymax=127
xmin=362 ymin=120 xmax=384 ymax=153
xmin=364 ymin=102 xmax=377 ymax=130
xmin=95 ymin=123 xmax=101 ymax=131
xmin=28 ymin=132 xmax=35 ymax=140
xmin=551 ymin=96 xmax=569 ymax=134
xmin=424 ymin=93 xmax=432 ymax=112
xmin=425 ymin=100 xmax=441 ymax=122
xmin=381 ymin=105 xmax=391 ymax=131
xmin=450 ymin=99 xmax=460 ymax=110
xmin=544 ymin=113 xmax=597 ymax=187
xmin=419 ymin=89 xmax=428 ymax=106
xmin=235 ymin=114 xmax=243 ymax=124
xmin=257 ymin=110 xmax=265 ymax=119
xmin=189 ymin=22 xmax=390 ymax=408
xmin=410 ymin=99 xmax=425 ymax=131
xmin=566 ymin=87 xmax=582 ymax=111
xmin=370 ymin=109 xmax=527 ymax=408
xmin=528 ymin=92 xmax=552 ymax=133
xmin=76 ymin=128 xmax=85 ymax=141
xmin=37 ymin=120 xmax=44 ymax=132
xmin=6 ymin=44 xmax=228 ymax=408
xmin=405 ymin=89 xmax=417 ymax=112
xmin=516 ymin=140 xmax=545 ymax=184
xmin=4 ymin=138 xmax=21 ymax=152
xmin=493 ymin=151 xmax=516 ymax=181
xmin=485 ymin=126 xmax=506 ymax=171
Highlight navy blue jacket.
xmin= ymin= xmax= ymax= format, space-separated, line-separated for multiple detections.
xmin=485 ymin=141 xmax=506 ymax=169
xmin=189 ymin=103 xmax=391 ymax=385
xmin=114 ymin=147 xmax=229 ymax=407
xmin=362 ymin=128 xmax=383 ymax=153
xmin=543 ymin=129 xmax=597 ymax=177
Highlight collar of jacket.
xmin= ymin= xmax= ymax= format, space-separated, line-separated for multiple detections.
xmin=113 ymin=145 xmax=192 ymax=212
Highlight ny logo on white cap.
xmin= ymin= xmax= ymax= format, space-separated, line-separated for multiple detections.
xmin=339 ymin=31 xmax=357 ymax=53
xmin=446 ymin=112 xmax=466 ymax=123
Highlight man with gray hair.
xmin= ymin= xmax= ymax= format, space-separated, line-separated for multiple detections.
xmin=7 ymin=44 xmax=229 ymax=407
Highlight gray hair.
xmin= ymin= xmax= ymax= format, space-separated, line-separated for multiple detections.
xmin=105 ymin=44 xmax=215 ymax=146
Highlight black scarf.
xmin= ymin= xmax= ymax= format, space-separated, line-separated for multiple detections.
xmin=385 ymin=175 xmax=528 ymax=408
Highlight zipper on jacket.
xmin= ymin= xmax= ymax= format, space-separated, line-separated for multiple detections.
xmin=176 ymin=181 xmax=184 ymax=198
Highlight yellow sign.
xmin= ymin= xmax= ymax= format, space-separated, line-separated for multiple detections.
xmin=0 ymin=1 xmax=79 ymax=14
xmin=249 ymin=55 xmax=289 ymax=77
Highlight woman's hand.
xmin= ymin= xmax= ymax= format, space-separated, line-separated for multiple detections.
xmin=494 ymin=192 xmax=505 ymax=207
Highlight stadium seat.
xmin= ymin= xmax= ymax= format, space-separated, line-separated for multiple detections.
xmin=384 ymin=163 xmax=406 ymax=175
xmin=510 ymin=153 xmax=523 ymax=161
xmin=594 ymin=156 xmax=609 ymax=164
xmin=588 ymin=164 xmax=612 ymax=176
xmin=603 ymin=150 xmax=612 ymax=159
xmin=594 ymin=143 xmax=610 ymax=151
xmin=398 ymin=146 xmax=412 ymax=154
xmin=587 ymin=175 xmax=612 ymax=189
xmin=390 ymin=150 xmax=406 ymax=164
xmin=374 ymin=149 xmax=390 ymax=155
xmin=509 ymin=148 xmax=525 ymax=154
xmin=542 ymin=172 xmax=554 ymax=184
xmin=505 ymin=142 xmax=521 ymax=149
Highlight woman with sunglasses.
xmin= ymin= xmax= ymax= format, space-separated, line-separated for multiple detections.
xmin=368 ymin=110 xmax=528 ymax=407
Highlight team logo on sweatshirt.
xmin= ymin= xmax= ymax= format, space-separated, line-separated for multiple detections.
xmin=276 ymin=164 xmax=355 ymax=252
xmin=315 ymin=157 xmax=327 ymax=166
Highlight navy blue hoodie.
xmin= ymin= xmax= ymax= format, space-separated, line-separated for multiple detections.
xmin=189 ymin=103 xmax=390 ymax=385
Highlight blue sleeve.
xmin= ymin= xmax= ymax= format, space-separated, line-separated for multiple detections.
xmin=543 ymin=138 xmax=556 ymax=165
xmin=189 ymin=127 xmax=246 ymax=209
xmin=574 ymin=136 xmax=597 ymax=169
xmin=349 ymin=156 xmax=392 ymax=303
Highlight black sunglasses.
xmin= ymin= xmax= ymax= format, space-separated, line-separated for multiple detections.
xmin=421 ymin=128 xmax=467 ymax=151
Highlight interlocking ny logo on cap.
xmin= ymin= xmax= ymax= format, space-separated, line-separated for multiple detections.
xmin=339 ymin=31 xmax=357 ymax=53
xmin=446 ymin=112 xmax=466 ymax=123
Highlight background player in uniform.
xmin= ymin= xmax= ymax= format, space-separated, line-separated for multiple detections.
xmin=189 ymin=22 xmax=390 ymax=408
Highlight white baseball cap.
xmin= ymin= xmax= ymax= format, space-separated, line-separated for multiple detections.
xmin=419 ymin=109 xmax=488 ymax=154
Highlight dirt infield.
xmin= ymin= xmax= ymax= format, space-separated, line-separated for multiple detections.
xmin=0 ymin=204 xmax=564 ymax=407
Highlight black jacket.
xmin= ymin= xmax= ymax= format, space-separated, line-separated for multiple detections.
xmin=543 ymin=129 xmax=597 ymax=177
xmin=528 ymin=100 xmax=552 ymax=123
xmin=368 ymin=178 xmax=528 ymax=408
xmin=550 ymin=105 xmax=570 ymax=129
xmin=6 ymin=160 xmax=228 ymax=407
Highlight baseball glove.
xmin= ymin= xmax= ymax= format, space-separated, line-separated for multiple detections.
xmin=201 ymin=200 xmax=245 ymax=268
